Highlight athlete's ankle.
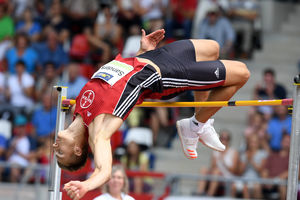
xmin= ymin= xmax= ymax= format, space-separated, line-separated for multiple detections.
xmin=190 ymin=115 xmax=205 ymax=133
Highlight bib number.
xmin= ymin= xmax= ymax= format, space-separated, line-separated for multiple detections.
xmin=92 ymin=60 xmax=134 ymax=86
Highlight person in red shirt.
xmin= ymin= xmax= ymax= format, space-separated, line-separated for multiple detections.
xmin=53 ymin=29 xmax=250 ymax=200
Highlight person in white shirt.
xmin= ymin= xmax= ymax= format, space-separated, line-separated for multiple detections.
xmin=93 ymin=165 xmax=135 ymax=200
xmin=6 ymin=60 xmax=34 ymax=111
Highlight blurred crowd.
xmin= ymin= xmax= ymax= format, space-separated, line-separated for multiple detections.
xmin=0 ymin=0 xmax=294 ymax=199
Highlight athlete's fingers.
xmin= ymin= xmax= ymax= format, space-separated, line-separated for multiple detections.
xmin=141 ymin=29 xmax=146 ymax=38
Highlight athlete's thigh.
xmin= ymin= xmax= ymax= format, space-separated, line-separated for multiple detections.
xmin=161 ymin=39 xmax=195 ymax=62
xmin=189 ymin=39 xmax=220 ymax=61
xmin=220 ymin=60 xmax=250 ymax=86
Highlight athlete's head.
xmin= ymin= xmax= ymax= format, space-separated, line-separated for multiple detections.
xmin=53 ymin=116 xmax=88 ymax=171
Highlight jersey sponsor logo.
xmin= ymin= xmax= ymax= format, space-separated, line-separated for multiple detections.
xmin=96 ymin=72 xmax=113 ymax=81
xmin=80 ymin=90 xmax=95 ymax=109
xmin=91 ymin=60 xmax=134 ymax=86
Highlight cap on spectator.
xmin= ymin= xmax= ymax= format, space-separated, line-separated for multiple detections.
xmin=207 ymin=5 xmax=219 ymax=14
xmin=14 ymin=115 xmax=27 ymax=126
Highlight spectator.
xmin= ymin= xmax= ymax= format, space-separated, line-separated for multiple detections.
xmin=32 ymin=93 xmax=57 ymax=141
xmin=196 ymin=130 xmax=239 ymax=196
xmin=6 ymin=60 xmax=34 ymax=113
xmin=15 ymin=8 xmax=42 ymax=42
xmin=121 ymin=140 xmax=151 ymax=194
xmin=93 ymin=164 xmax=135 ymax=200
xmin=243 ymin=111 xmax=269 ymax=152
xmin=116 ymin=0 xmax=141 ymax=36
xmin=33 ymin=29 xmax=69 ymax=75
xmin=94 ymin=4 xmax=122 ymax=50
xmin=35 ymin=62 xmax=59 ymax=101
xmin=5 ymin=33 xmax=38 ymax=74
xmin=0 ymin=1 xmax=14 ymax=42
xmin=227 ymin=0 xmax=260 ymax=58
xmin=198 ymin=5 xmax=235 ymax=59
xmin=165 ymin=0 xmax=197 ymax=39
xmin=7 ymin=114 xmax=32 ymax=182
xmin=63 ymin=0 xmax=99 ymax=35
xmin=45 ymin=1 xmax=70 ymax=49
xmin=252 ymin=68 xmax=287 ymax=120
xmin=138 ymin=0 xmax=167 ymax=32
xmin=254 ymin=68 xmax=287 ymax=100
xmin=234 ymin=134 xmax=268 ymax=199
xmin=267 ymin=105 xmax=292 ymax=151
xmin=61 ymin=63 xmax=88 ymax=99
xmin=261 ymin=134 xmax=290 ymax=200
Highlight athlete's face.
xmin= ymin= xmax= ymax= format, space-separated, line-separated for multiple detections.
xmin=53 ymin=130 xmax=76 ymax=165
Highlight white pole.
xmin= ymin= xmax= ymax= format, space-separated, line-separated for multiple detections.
xmin=49 ymin=86 xmax=67 ymax=200
xmin=287 ymin=76 xmax=300 ymax=200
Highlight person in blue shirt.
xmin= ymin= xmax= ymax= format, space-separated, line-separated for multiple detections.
xmin=32 ymin=93 xmax=57 ymax=140
xmin=33 ymin=29 xmax=69 ymax=75
xmin=15 ymin=8 xmax=41 ymax=42
xmin=198 ymin=5 xmax=235 ymax=59
xmin=267 ymin=105 xmax=292 ymax=151
xmin=5 ymin=33 xmax=38 ymax=74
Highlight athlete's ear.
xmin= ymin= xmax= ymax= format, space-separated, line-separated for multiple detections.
xmin=74 ymin=146 xmax=82 ymax=156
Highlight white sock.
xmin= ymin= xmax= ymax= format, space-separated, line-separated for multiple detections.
xmin=190 ymin=115 xmax=205 ymax=133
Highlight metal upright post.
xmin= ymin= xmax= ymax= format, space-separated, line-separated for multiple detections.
xmin=49 ymin=86 xmax=67 ymax=200
xmin=287 ymin=75 xmax=300 ymax=200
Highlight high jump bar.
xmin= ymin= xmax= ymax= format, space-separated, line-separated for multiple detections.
xmin=62 ymin=98 xmax=293 ymax=108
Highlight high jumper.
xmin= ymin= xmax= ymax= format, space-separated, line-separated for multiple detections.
xmin=53 ymin=29 xmax=250 ymax=200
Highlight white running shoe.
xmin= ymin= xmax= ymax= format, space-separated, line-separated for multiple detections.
xmin=198 ymin=119 xmax=226 ymax=152
xmin=176 ymin=119 xmax=199 ymax=160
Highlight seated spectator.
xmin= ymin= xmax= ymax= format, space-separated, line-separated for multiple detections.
xmin=261 ymin=134 xmax=290 ymax=200
xmin=15 ymin=8 xmax=42 ymax=42
xmin=138 ymin=0 xmax=167 ymax=32
xmin=9 ymin=0 xmax=34 ymax=19
xmin=94 ymin=4 xmax=122 ymax=51
xmin=35 ymin=62 xmax=59 ymax=102
xmin=121 ymin=140 xmax=151 ymax=194
xmin=5 ymin=33 xmax=38 ymax=74
xmin=63 ymin=0 xmax=98 ymax=35
xmin=60 ymin=63 xmax=88 ymax=99
xmin=45 ymin=1 xmax=70 ymax=48
xmin=198 ymin=5 xmax=235 ymax=59
xmin=242 ymin=111 xmax=269 ymax=152
xmin=267 ymin=105 xmax=292 ymax=152
xmin=165 ymin=0 xmax=197 ymax=39
xmin=7 ymin=114 xmax=32 ymax=182
xmin=93 ymin=164 xmax=134 ymax=200
xmin=0 ymin=2 xmax=14 ymax=42
xmin=33 ymin=29 xmax=69 ymax=75
xmin=6 ymin=60 xmax=35 ymax=113
xmin=227 ymin=0 xmax=260 ymax=58
xmin=253 ymin=68 xmax=287 ymax=120
xmin=32 ymin=93 xmax=57 ymax=141
xmin=116 ymin=0 xmax=141 ymax=36
xmin=196 ymin=130 xmax=239 ymax=196
xmin=234 ymin=134 xmax=268 ymax=199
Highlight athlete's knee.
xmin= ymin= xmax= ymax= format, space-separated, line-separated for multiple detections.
xmin=237 ymin=61 xmax=250 ymax=84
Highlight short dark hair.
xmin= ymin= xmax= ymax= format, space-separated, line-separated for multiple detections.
xmin=57 ymin=143 xmax=89 ymax=171
xmin=264 ymin=68 xmax=275 ymax=77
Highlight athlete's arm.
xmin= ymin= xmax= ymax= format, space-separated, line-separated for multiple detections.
xmin=136 ymin=29 xmax=165 ymax=56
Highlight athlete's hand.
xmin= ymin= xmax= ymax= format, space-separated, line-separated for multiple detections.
xmin=64 ymin=181 xmax=88 ymax=200
xmin=140 ymin=29 xmax=165 ymax=52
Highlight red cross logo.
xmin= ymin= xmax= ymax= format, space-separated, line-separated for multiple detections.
xmin=80 ymin=90 xmax=95 ymax=109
